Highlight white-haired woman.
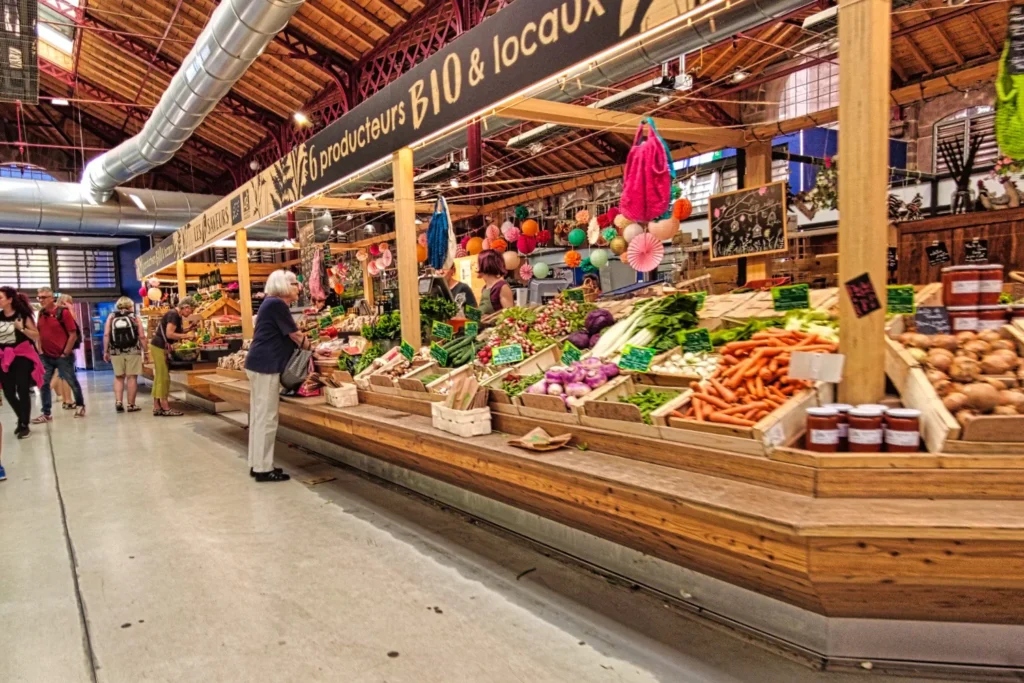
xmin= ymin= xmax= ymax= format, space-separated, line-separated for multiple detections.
xmin=103 ymin=296 xmax=146 ymax=412
xmin=245 ymin=269 xmax=307 ymax=483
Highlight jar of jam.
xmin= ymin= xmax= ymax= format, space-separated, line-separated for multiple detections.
xmin=848 ymin=406 xmax=885 ymax=452
xmin=976 ymin=305 xmax=1009 ymax=331
xmin=942 ymin=265 xmax=979 ymax=306
xmin=976 ymin=264 xmax=1004 ymax=306
xmin=946 ymin=306 xmax=979 ymax=333
xmin=822 ymin=403 xmax=853 ymax=451
xmin=884 ymin=408 xmax=921 ymax=452
xmin=805 ymin=407 xmax=839 ymax=452
xmin=1012 ymin=304 xmax=1024 ymax=323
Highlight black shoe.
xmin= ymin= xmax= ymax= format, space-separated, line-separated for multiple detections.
xmin=15 ymin=424 xmax=29 ymax=439
xmin=250 ymin=467 xmax=283 ymax=478
xmin=254 ymin=470 xmax=290 ymax=482
xmin=115 ymin=402 xmax=124 ymax=413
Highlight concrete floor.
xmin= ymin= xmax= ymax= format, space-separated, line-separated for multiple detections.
xmin=0 ymin=375 xmax=958 ymax=683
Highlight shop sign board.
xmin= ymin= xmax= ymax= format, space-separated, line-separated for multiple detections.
xmin=708 ymin=181 xmax=788 ymax=261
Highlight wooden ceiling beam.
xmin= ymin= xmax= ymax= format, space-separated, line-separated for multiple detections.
xmin=918 ymin=0 xmax=965 ymax=65
xmin=965 ymin=11 xmax=998 ymax=56
xmin=335 ymin=0 xmax=393 ymax=37
xmin=713 ymin=23 xmax=788 ymax=82
xmin=287 ymin=17 xmax=363 ymax=62
xmin=891 ymin=13 xmax=935 ymax=74
xmin=306 ymin=4 xmax=377 ymax=51
xmin=497 ymin=98 xmax=746 ymax=148
xmin=375 ymin=0 xmax=410 ymax=22
xmin=301 ymin=197 xmax=479 ymax=217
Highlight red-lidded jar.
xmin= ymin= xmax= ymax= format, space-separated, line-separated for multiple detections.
xmin=822 ymin=403 xmax=853 ymax=451
xmin=976 ymin=264 xmax=1005 ymax=306
xmin=976 ymin=305 xmax=1009 ymax=331
xmin=884 ymin=408 xmax=921 ymax=452
xmin=848 ymin=406 xmax=885 ymax=452
xmin=1012 ymin=304 xmax=1024 ymax=323
xmin=805 ymin=407 xmax=840 ymax=452
xmin=942 ymin=265 xmax=980 ymax=306
xmin=946 ymin=306 xmax=979 ymax=333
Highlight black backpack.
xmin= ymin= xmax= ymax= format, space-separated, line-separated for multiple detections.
xmin=44 ymin=306 xmax=82 ymax=350
xmin=110 ymin=311 xmax=139 ymax=351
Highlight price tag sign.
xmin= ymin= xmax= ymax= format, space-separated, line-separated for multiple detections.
xmin=788 ymin=351 xmax=846 ymax=383
xmin=429 ymin=342 xmax=449 ymax=366
xmin=686 ymin=291 xmax=707 ymax=311
xmin=844 ymin=272 xmax=881 ymax=318
xmin=318 ymin=315 xmax=333 ymax=329
xmin=681 ymin=328 xmax=713 ymax=353
xmin=561 ymin=341 xmax=583 ymax=364
xmin=465 ymin=306 xmax=481 ymax=322
xmin=331 ymin=305 xmax=346 ymax=318
xmin=964 ymin=239 xmax=988 ymax=263
xmin=201 ymin=333 xmax=211 ymax=344
xmin=464 ymin=321 xmax=479 ymax=338
xmin=618 ymin=344 xmax=656 ymax=372
xmin=562 ymin=287 xmax=585 ymax=303
xmin=887 ymin=247 xmax=898 ymax=272
xmin=400 ymin=340 xmax=416 ymax=361
xmin=491 ymin=344 xmax=524 ymax=366
xmin=926 ymin=242 xmax=951 ymax=266
xmin=886 ymin=285 xmax=915 ymax=314
xmin=432 ymin=321 xmax=454 ymax=341
xmin=771 ymin=284 xmax=810 ymax=311
xmin=915 ymin=306 xmax=952 ymax=335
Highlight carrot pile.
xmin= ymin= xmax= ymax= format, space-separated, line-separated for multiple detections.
xmin=670 ymin=328 xmax=837 ymax=426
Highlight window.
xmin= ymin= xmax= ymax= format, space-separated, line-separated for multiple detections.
xmin=55 ymin=248 xmax=117 ymax=290
xmin=0 ymin=163 xmax=55 ymax=181
xmin=779 ymin=50 xmax=839 ymax=121
xmin=38 ymin=0 xmax=78 ymax=75
xmin=0 ymin=247 xmax=52 ymax=289
xmin=933 ymin=106 xmax=997 ymax=176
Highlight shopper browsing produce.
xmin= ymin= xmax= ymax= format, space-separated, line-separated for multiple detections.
xmin=149 ymin=297 xmax=195 ymax=417
xmin=477 ymin=250 xmax=513 ymax=315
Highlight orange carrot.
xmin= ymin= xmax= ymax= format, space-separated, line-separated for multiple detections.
xmin=755 ymin=375 xmax=765 ymax=398
xmin=719 ymin=401 xmax=766 ymax=416
xmin=707 ymin=413 xmax=756 ymax=427
xmin=692 ymin=398 xmax=704 ymax=421
xmin=692 ymin=392 xmax=730 ymax=410
xmin=759 ymin=366 xmax=774 ymax=381
xmin=744 ymin=359 xmax=768 ymax=378
xmin=670 ymin=410 xmax=687 ymax=419
xmin=709 ymin=377 xmax=736 ymax=403
xmin=755 ymin=410 xmax=769 ymax=420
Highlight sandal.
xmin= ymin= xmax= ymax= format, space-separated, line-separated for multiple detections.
xmin=153 ymin=409 xmax=166 ymax=416
xmin=62 ymin=402 xmax=75 ymax=410
xmin=74 ymin=406 xmax=86 ymax=418
xmin=115 ymin=402 xmax=124 ymax=413
xmin=162 ymin=409 xmax=184 ymax=417
xmin=126 ymin=404 xmax=140 ymax=412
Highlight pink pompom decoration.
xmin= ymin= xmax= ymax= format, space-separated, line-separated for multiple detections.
xmin=459 ymin=235 xmax=471 ymax=249
xmin=519 ymin=263 xmax=534 ymax=281
xmin=417 ymin=233 xmax=428 ymax=247
xmin=369 ymin=243 xmax=380 ymax=256
xmin=575 ymin=209 xmax=590 ymax=225
xmin=516 ymin=235 xmax=537 ymax=255
xmin=481 ymin=238 xmax=492 ymax=250
xmin=138 ymin=286 xmax=148 ymax=298
xmin=454 ymin=246 xmax=468 ymax=258
xmin=503 ymin=224 xmax=521 ymax=242
xmin=486 ymin=224 xmax=501 ymax=240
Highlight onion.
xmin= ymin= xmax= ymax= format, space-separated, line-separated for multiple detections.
xmin=964 ymin=340 xmax=992 ymax=356
xmin=926 ymin=349 xmax=954 ymax=372
xmin=955 ymin=331 xmax=977 ymax=345
xmin=977 ymin=329 xmax=1003 ymax=344
xmin=962 ymin=382 xmax=1001 ymax=413
xmin=955 ymin=349 xmax=979 ymax=361
xmin=929 ymin=334 xmax=959 ymax=352
xmin=943 ymin=391 xmax=970 ymax=413
xmin=925 ymin=369 xmax=948 ymax=385
xmin=981 ymin=354 xmax=1014 ymax=376
xmin=908 ymin=348 xmax=928 ymax=363
xmin=905 ymin=333 xmax=932 ymax=349
xmin=994 ymin=405 xmax=1019 ymax=415
xmin=989 ymin=340 xmax=1017 ymax=352
xmin=954 ymin=409 xmax=976 ymax=428
xmin=999 ymin=390 xmax=1024 ymax=413
xmin=986 ymin=378 xmax=1008 ymax=392
xmin=933 ymin=379 xmax=954 ymax=397
xmin=948 ymin=358 xmax=982 ymax=382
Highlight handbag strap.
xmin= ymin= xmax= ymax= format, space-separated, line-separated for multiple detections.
xmin=632 ymin=120 xmax=650 ymax=146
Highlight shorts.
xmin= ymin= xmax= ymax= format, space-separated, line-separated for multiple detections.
xmin=111 ymin=353 xmax=143 ymax=377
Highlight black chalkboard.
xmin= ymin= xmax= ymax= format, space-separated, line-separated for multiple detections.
xmin=887 ymin=247 xmax=898 ymax=272
xmin=709 ymin=181 xmax=788 ymax=261
xmin=844 ymin=272 xmax=881 ymax=318
xmin=915 ymin=306 xmax=952 ymax=335
xmin=964 ymin=239 xmax=988 ymax=263
xmin=1010 ymin=6 xmax=1024 ymax=76
xmin=926 ymin=242 xmax=951 ymax=266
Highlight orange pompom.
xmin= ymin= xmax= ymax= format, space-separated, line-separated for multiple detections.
xmin=619 ymin=250 xmax=630 ymax=264
xmin=521 ymin=219 xmax=539 ymax=237
xmin=673 ymin=198 xmax=693 ymax=221
xmin=491 ymin=238 xmax=508 ymax=253
xmin=564 ymin=250 xmax=582 ymax=268
xmin=466 ymin=237 xmax=483 ymax=255
xmin=416 ymin=244 xmax=428 ymax=262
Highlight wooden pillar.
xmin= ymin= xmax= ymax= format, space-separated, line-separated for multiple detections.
xmin=362 ymin=261 xmax=375 ymax=308
xmin=744 ymin=140 xmax=772 ymax=283
xmin=838 ymin=0 xmax=890 ymax=404
xmin=175 ymin=259 xmax=186 ymax=299
xmin=393 ymin=147 xmax=421 ymax=348
xmin=236 ymin=228 xmax=255 ymax=339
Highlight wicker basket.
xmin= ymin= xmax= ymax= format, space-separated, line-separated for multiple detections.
xmin=325 ymin=385 xmax=358 ymax=408
xmin=431 ymin=402 xmax=491 ymax=437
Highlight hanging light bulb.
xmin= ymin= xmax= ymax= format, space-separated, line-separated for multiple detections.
xmin=449 ymin=178 xmax=459 ymax=188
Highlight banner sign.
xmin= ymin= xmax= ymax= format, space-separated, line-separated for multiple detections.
xmin=138 ymin=0 xmax=701 ymax=274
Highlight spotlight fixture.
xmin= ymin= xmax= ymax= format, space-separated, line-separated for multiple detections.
xmin=293 ymin=111 xmax=309 ymax=125
xmin=249 ymin=160 xmax=259 ymax=171
xmin=51 ymin=98 xmax=69 ymax=106
xmin=449 ymin=178 xmax=459 ymax=188
xmin=358 ymin=192 xmax=375 ymax=200
xmin=731 ymin=70 xmax=750 ymax=83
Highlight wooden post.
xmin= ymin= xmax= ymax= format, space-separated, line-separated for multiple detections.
xmin=362 ymin=261 xmax=375 ymax=308
xmin=744 ymin=140 xmax=773 ymax=283
xmin=175 ymin=259 xmax=186 ymax=299
xmin=393 ymin=147 xmax=421 ymax=348
xmin=838 ymin=0 xmax=890 ymax=404
xmin=236 ymin=228 xmax=255 ymax=339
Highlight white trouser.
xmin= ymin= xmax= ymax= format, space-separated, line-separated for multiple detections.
xmin=246 ymin=370 xmax=281 ymax=473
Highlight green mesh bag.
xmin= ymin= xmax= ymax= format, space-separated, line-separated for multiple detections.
xmin=996 ymin=44 xmax=1024 ymax=160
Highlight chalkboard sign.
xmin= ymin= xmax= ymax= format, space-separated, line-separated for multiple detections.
xmin=1009 ymin=6 xmax=1024 ymax=76
xmin=464 ymin=321 xmax=479 ymax=339
xmin=400 ymin=340 xmax=416 ymax=361
xmin=844 ymin=272 xmax=881 ymax=318
xmin=465 ymin=306 xmax=481 ymax=323
xmin=431 ymin=321 xmax=454 ymax=341
xmin=964 ymin=239 xmax=988 ymax=264
xmin=887 ymin=247 xmax=898 ymax=272
xmin=709 ymin=181 xmax=788 ymax=261
xmin=915 ymin=306 xmax=952 ymax=335
xmin=681 ymin=328 xmax=713 ymax=353
xmin=926 ymin=242 xmax=950 ymax=266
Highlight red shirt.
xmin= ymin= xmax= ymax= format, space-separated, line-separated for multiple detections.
xmin=37 ymin=306 xmax=76 ymax=357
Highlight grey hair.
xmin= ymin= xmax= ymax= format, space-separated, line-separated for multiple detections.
xmin=265 ymin=269 xmax=297 ymax=297
xmin=37 ymin=287 xmax=54 ymax=296
xmin=116 ymin=296 xmax=134 ymax=311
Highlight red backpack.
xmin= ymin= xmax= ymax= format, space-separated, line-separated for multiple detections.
xmin=620 ymin=118 xmax=672 ymax=223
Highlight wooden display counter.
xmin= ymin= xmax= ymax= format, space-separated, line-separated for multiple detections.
xmin=207 ymin=374 xmax=1024 ymax=628
xmin=142 ymin=362 xmax=226 ymax=407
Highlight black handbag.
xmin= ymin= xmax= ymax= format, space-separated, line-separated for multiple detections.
xmin=280 ymin=347 xmax=313 ymax=391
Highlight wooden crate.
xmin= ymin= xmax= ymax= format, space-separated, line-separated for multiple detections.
xmin=484 ymin=344 xmax=564 ymax=413
xmin=519 ymin=391 xmax=582 ymax=425
xmin=480 ymin=368 xmax=517 ymax=414
xmin=632 ymin=348 xmax=707 ymax=388
xmin=579 ymin=375 xmax=688 ymax=439
xmin=396 ymin=362 xmax=448 ymax=401
xmin=885 ymin=341 xmax=960 ymax=452
xmin=425 ymin=364 xmax=475 ymax=400
xmin=366 ymin=358 xmax=429 ymax=395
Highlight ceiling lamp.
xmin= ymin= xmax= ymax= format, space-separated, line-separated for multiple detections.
xmin=449 ymin=178 xmax=459 ymax=188
xmin=293 ymin=111 xmax=309 ymax=125
xmin=358 ymin=192 xmax=375 ymax=200
xmin=731 ymin=70 xmax=750 ymax=83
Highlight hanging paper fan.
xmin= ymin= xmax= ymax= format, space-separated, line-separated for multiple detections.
xmin=356 ymin=248 xmax=368 ymax=262
xmin=454 ymin=246 xmax=468 ymax=258
xmin=381 ymin=249 xmax=393 ymax=267
xmin=564 ymin=250 xmax=582 ymax=268
xmin=521 ymin=219 xmax=539 ymax=237
xmin=418 ymin=233 xmax=428 ymax=247
xmin=490 ymin=238 xmax=508 ymax=253
xmin=503 ymin=224 xmax=521 ymax=242
xmin=587 ymin=217 xmax=600 ymax=245
xmin=627 ymin=232 xmax=665 ymax=272
xmin=575 ymin=209 xmax=590 ymax=225
xmin=503 ymin=251 xmax=521 ymax=271
xmin=487 ymin=224 xmax=501 ymax=240
xmin=516 ymin=235 xmax=537 ymax=255
xmin=536 ymin=229 xmax=552 ymax=245
xmin=533 ymin=262 xmax=550 ymax=278
xmin=519 ymin=263 xmax=534 ymax=281
xmin=515 ymin=205 xmax=529 ymax=221
xmin=367 ymin=261 xmax=380 ymax=276
xmin=375 ymin=258 xmax=387 ymax=272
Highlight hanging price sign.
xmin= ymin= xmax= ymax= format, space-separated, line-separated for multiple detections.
xmin=429 ymin=342 xmax=449 ymax=367
xmin=561 ymin=341 xmax=583 ymax=365
xmin=491 ymin=344 xmax=524 ymax=366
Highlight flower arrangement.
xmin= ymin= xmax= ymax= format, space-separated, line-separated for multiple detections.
xmin=993 ymin=155 xmax=1024 ymax=179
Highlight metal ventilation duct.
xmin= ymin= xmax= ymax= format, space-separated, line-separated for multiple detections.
xmin=81 ymin=0 xmax=305 ymax=202
xmin=0 ymin=178 xmax=219 ymax=236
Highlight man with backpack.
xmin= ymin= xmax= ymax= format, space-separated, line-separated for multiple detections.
xmin=32 ymin=287 xmax=86 ymax=421
xmin=103 ymin=296 xmax=146 ymax=413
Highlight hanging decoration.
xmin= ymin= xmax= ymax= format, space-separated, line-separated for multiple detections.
xmin=589 ymin=248 xmax=609 ymax=268
xmin=601 ymin=227 xmax=619 ymax=243
xmin=536 ymin=228 xmax=552 ymax=245
xmin=613 ymin=213 xmax=630 ymax=229
xmin=356 ymin=248 xmax=368 ymax=261
xmin=379 ymin=242 xmax=390 ymax=254
xmin=418 ymin=233 xmax=428 ymax=247
xmin=503 ymin=251 xmax=521 ymax=270
xmin=490 ymin=238 xmax=508 ymax=253
xmin=467 ymin=237 xmax=483 ymax=255
xmin=427 ymin=197 xmax=455 ymax=269
xmin=649 ymin=217 xmax=680 ymax=241
xmin=138 ymin=286 xmax=148 ymax=299
xmin=147 ymin=277 xmax=160 ymax=289
xmin=521 ymin=219 xmax=539 ymax=237
xmin=459 ymin=234 xmax=471 ymax=249
xmin=516 ymin=235 xmax=537 ymax=254
xmin=609 ymin=236 xmax=627 ymax=255
xmin=488 ymin=224 xmax=503 ymax=240
xmin=575 ymin=209 xmax=590 ymax=225
xmin=503 ymin=224 xmax=521 ymax=242
xmin=482 ymin=237 xmax=492 ymax=250
xmin=533 ymin=261 xmax=550 ymax=278
xmin=148 ymin=287 xmax=162 ymax=303
xmin=619 ymin=250 xmax=631 ymax=264
xmin=334 ymin=283 xmax=344 ymax=294
xmin=626 ymin=232 xmax=665 ymax=272
xmin=416 ymin=244 xmax=428 ymax=262
xmin=367 ymin=261 xmax=380 ymax=276
xmin=565 ymin=250 xmax=582 ymax=268
xmin=587 ymin=218 xmax=601 ymax=245
xmin=519 ymin=263 xmax=534 ymax=281
xmin=381 ymin=249 xmax=393 ymax=268
xmin=514 ymin=205 xmax=529 ymax=221
xmin=622 ymin=223 xmax=644 ymax=243
xmin=673 ymin=198 xmax=693 ymax=221
xmin=454 ymin=246 xmax=469 ymax=258
xmin=997 ymin=36 xmax=1024 ymax=160
xmin=567 ymin=228 xmax=586 ymax=247
xmin=620 ymin=119 xmax=672 ymax=222
xmin=369 ymin=243 xmax=381 ymax=257
xmin=596 ymin=212 xmax=612 ymax=229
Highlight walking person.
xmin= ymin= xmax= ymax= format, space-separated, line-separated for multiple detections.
xmin=245 ymin=270 xmax=308 ymax=482
xmin=32 ymin=287 xmax=86 ymax=423
xmin=0 ymin=287 xmax=44 ymax=439
xmin=103 ymin=296 xmax=146 ymax=413
xmin=51 ymin=293 xmax=76 ymax=410
xmin=148 ymin=298 xmax=194 ymax=417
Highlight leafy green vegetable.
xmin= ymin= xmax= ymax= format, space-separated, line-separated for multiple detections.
xmin=619 ymin=388 xmax=680 ymax=424
xmin=361 ymin=312 xmax=402 ymax=341
xmin=354 ymin=343 xmax=383 ymax=374
xmin=633 ymin=293 xmax=700 ymax=352
xmin=501 ymin=372 xmax=544 ymax=398
xmin=709 ymin=318 xmax=784 ymax=346
xmin=420 ymin=296 xmax=457 ymax=322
